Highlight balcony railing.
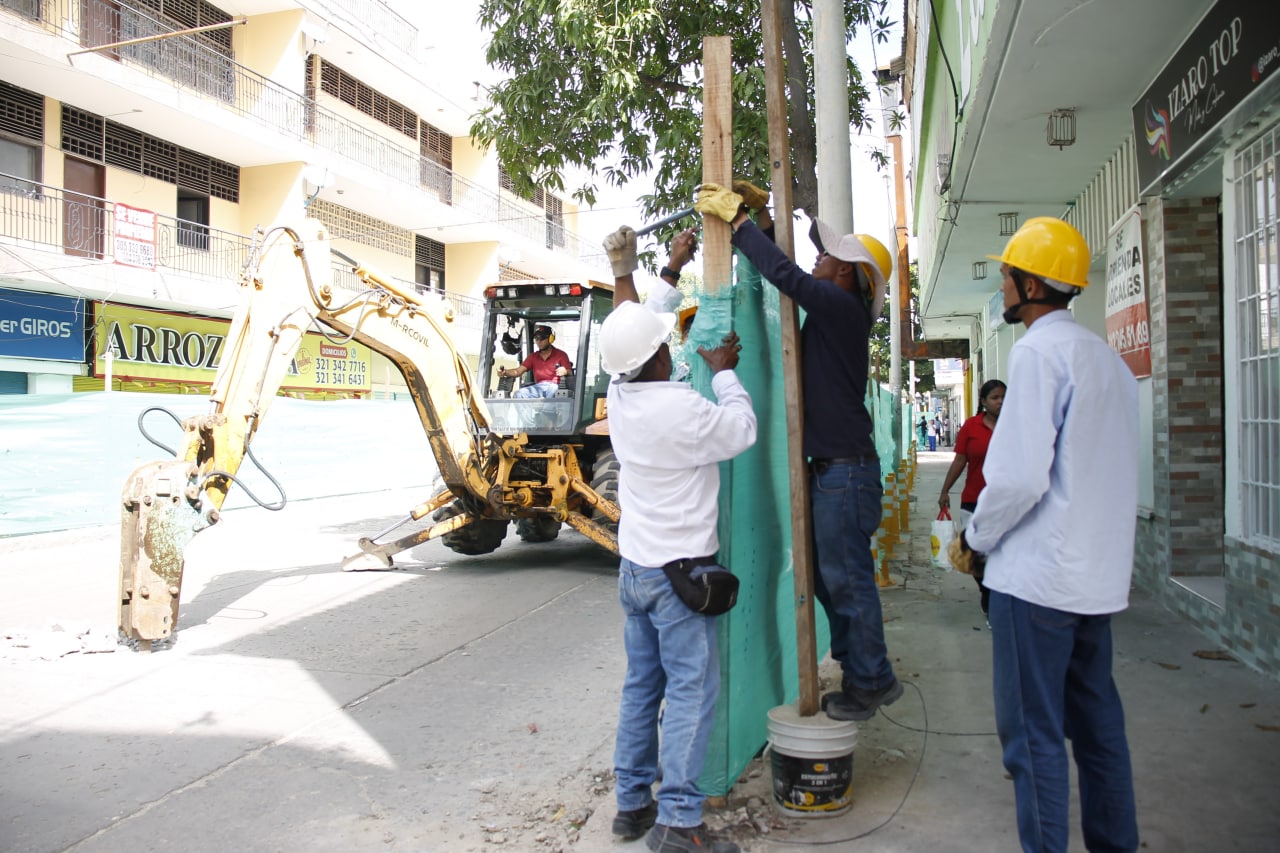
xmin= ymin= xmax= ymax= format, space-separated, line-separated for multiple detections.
xmin=4 ymin=0 xmax=590 ymax=262
xmin=329 ymin=261 xmax=486 ymax=338
xmin=0 ymin=172 xmax=492 ymax=333
xmin=0 ymin=174 xmax=253 ymax=280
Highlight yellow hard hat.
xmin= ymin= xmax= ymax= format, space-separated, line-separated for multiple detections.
xmin=987 ymin=217 xmax=1090 ymax=289
xmin=676 ymin=304 xmax=698 ymax=342
xmin=856 ymin=234 xmax=893 ymax=282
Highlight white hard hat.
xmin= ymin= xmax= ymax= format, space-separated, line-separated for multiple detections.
xmin=599 ymin=301 xmax=676 ymax=377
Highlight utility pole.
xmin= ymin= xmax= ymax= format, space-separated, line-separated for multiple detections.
xmin=813 ymin=0 xmax=852 ymax=231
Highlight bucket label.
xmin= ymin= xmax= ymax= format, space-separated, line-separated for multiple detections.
xmin=771 ymin=751 xmax=854 ymax=813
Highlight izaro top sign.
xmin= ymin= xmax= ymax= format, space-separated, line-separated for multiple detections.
xmin=1104 ymin=212 xmax=1152 ymax=379
xmin=1133 ymin=0 xmax=1279 ymax=193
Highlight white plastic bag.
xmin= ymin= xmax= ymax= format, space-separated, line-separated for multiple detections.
xmin=931 ymin=508 xmax=957 ymax=570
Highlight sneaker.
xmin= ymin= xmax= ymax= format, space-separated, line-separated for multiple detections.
xmin=821 ymin=679 xmax=904 ymax=721
xmin=613 ymin=801 xmax=658 ymax=840
xmin=645 ymin=822 xmax=740 ymax=853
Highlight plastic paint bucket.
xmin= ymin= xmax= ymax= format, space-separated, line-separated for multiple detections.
xmin=766 ymin=704 xmax=858 ymax=817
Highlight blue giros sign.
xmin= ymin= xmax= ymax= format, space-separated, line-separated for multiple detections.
xmin=0 ymin=287 xmax=86 ymax=362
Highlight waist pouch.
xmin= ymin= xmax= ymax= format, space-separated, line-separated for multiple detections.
xmin=662 ymin=556 xmax=740 ymax=616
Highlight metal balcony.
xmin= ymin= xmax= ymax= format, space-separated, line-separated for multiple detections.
xmin=0 ymin=173 xmax=253 ymax=280
xmin=2 ymin=0 xmax=589 ymax=261
xmin=0 ymin=172 xmax=490 ymax=336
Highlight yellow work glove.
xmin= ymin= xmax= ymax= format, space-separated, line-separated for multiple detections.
xmin=947 ymin=532 xmax=986 ymax=580
xmin=694 ymin=183 xmax=745 ymax=224
xmin=732 ymin=179 xmax=770 ymax=211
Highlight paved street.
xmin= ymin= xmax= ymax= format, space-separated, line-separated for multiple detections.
xmin=2 ymin=488 xmax=625 ymax=852
xmin=4 ymin=455 xmax=1280 ymax=852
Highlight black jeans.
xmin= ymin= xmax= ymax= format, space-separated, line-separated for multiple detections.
xmin=961 ymin=501 xmax=989 ymax=615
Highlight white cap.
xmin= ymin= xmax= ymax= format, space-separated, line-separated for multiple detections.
xmin=814 ymin=219 xmax=888 ymax=318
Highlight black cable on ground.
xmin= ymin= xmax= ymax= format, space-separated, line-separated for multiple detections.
xmin=767 ymin=680 xmax=928 ymax=846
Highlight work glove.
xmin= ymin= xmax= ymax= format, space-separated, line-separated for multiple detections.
xmin=602 ymin=225 xmax=639 ymax=278
xmin=732 ymin=179 xmax=770 ymax=211
xmin=947 ymin=531 xmax=986 ymax=581
xmin=694 ymin=183 xmax=745 ymax=224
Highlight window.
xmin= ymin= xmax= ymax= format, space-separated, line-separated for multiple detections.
xmin=176 ymin=190 xmax=209 ymax=251
xmin=1234 ymin=125 xmax=1280 ymax=545
xmin=60 ymin=106 xmax=240 ymax=202
xmin=1 ymin=0 xmax=40 ymax=20
xmin=415 ymin=235 xmax=444 ymax=294
xmin=0 ymin=137 xmax=39 ymax=195
xmin=317 ymin=59 xmax=417 ymax=138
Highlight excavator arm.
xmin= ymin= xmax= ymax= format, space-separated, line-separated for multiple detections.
xmin=117 ymin=220 xmax=618 ymax=646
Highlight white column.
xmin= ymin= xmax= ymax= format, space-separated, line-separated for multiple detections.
xmin=813 ymin=0 xmax=853 ymax=233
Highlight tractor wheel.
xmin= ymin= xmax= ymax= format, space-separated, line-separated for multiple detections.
xmin=515 ymin=516 xmax=561 ymax=543
xmin=589 ymin=447 xmax=620 ymax=535
xmin=433 ymin=500 xmax=508 ymax=556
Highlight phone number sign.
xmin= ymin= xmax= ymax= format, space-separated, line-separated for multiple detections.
xmin=1104 ymin=212 xmax=1152 ymax=379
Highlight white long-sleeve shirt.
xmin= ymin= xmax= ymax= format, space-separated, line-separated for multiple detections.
xmin=606 ymin=292 xmax=757 ymax=567
xmin=966 ymin=310 xmax=1139 ymax=614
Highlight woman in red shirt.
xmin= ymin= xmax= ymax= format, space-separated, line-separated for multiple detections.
xmin=938 ymin=379 xmax=1006 ymax=618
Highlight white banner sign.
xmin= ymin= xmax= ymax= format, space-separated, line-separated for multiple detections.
xmin=1104 ymin=211 xmax=1152 ymax=378
xmin=113 ymin=203 xmax=157 ymax=270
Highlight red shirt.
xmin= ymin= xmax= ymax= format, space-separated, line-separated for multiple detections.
xmin=521 ymin=346 xmax=572 ymax=383
xmin=955 ymin=414 xmax=995 ymax=505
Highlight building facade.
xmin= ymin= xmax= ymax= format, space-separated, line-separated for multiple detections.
xmin=0 ymin=0 xmax=599 ymax=399
xmin=905 ymin=0 xmax=1279 ymax=676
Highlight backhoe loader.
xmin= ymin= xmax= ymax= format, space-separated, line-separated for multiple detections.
xmin=117 ymin=220 xmax=619 ymax=646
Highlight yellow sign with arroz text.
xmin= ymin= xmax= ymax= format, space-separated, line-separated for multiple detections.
xmin=93 ymin=303 xmax=371 ymax=392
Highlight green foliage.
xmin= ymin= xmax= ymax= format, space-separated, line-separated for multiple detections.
xmin=472 ymin=1 xmax=892 ymax=223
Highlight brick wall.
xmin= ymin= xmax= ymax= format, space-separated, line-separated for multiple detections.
xmin=1133 ymin=196 xmax=1280 ymax=679
xmin=1150 ymin=198 xmax=1224 ymax=577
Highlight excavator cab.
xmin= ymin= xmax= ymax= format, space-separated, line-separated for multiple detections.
xmin=478 ymin=280 xmax=613 ymax=438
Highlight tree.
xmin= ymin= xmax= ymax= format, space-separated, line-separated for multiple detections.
xmin=471 ymin=0 xmax=893 ymax=226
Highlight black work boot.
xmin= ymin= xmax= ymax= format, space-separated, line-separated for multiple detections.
xmin=821 ymin=678 xmax=904 ymax=721
xmin=612 ymin=801 xmax=658 ymax=840
xmin=645 ymin=822 xmax=740 ymax=852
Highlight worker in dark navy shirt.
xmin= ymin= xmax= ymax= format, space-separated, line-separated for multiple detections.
xmin=696 ymin=182 xmax=900 ymax=722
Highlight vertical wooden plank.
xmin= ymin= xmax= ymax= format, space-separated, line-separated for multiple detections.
xmin=702 ymin=36 xmax=733 ymax=295
xmin=761 ymin=0 xmax=819 ymax=717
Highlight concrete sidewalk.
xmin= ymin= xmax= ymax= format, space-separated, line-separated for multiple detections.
xmin=582 ymin=450 xmax=1280 ymax=852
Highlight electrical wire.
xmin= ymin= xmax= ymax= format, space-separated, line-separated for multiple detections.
xmin=926 ymin=0 xmax=963 ymax=197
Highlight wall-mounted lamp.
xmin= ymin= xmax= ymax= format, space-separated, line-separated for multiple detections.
xmin=999 ymin=211 xmax=1019 ymax=236
xmin=1047 ymin=108 xmax=1076 ymax=150
xmin=936 ymin=152 xmax=952 ymax=195
xmin=302 ymin=164 xmax=333 ymax=210
xmin=300 ymin=20 xmax=329 ymax=44
xmin=972 ymin=261 xmax=987 ymax=280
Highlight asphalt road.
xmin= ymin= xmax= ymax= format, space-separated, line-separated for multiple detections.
xmin=1 ymin=488 xmax=625 ymax=852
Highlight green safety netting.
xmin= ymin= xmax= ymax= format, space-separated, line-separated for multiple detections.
xmin=685 ymin=248 xmax=913 ymax=795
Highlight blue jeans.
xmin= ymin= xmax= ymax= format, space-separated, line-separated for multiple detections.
xmin=514 ymin=380 xmax=558 ymax=398
xmin=990 ymin=591 xmax=1138 ymax=853
xmin=614 ymin=558 xmax=720 ymax=828
xmin=810 ymin=460 xmax=895 ymax=691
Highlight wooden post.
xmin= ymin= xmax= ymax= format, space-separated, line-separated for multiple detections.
xmin=702 ymin=37 xmax=733 ymax=295
xmin=761 ymin=0 xmax=819 ymax=717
